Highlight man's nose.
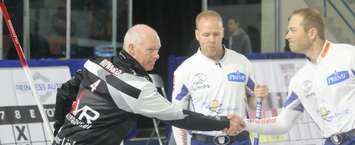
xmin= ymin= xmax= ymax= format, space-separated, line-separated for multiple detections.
xmin=285 ymin=31 xmax=290 ymax=40
xmin=153 ymin=52 xmax=159 ymax=60
xmin=208 ymin=36 xmax=216 ymax=42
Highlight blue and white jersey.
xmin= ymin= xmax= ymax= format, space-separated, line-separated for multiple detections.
xmin=284 ymin=40 xmax=355 ymax=137
xmin=172 ymin=48 xmax=255 ymax=140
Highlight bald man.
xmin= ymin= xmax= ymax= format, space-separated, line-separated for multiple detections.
xmin=171 ymin=10 xmax=268 ymax=145
xmin=52 ymin=24 xmax=245 ymax=145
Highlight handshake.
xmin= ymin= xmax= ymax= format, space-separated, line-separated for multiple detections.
xmin=223 ymin=114 xmax=246 ymax=136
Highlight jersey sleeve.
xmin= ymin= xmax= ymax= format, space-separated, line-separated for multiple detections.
xmin=283 ymin=78 xmax=305 ymax=113
xmin=245 ymin=108 xmax=301 ymax=134
xmin=136 ymin=76 xmax=230 ymax=130
xmin=245 ymin=77 xmax=303 ymax=134
xmin=245 ymin=78 xmax=304 ymax=134
xmin=105 ymin=74 xmax=230 ymax=131
xmin=171 ymin=67 xmax=191 ymax=110
xmin=171 ymin=65 xmax=191 ymax=144
xmin=245 ymin=59 xmax=256 ymax=94
xmin=134 ymin=82 xmax=187 ymax=120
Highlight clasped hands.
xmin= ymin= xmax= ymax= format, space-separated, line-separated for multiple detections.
xmin=223 ymin=114 xmax=246 ymax=136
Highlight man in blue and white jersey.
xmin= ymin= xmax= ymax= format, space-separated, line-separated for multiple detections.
xmin=172 ymin=10 xmax=268 ymax=145
xmin=245 ymin=8 xmax=355 ymax=145
xmin=52 ymin=24 xmax=246 ymax=145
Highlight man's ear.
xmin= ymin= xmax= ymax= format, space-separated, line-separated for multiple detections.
xmin=127 ymin=43 xmax=135 ymax=54
xmin=195 ymin=29 xmax=199 ymax=41
xmin=308 ymin=27 xmax=318 ymax=40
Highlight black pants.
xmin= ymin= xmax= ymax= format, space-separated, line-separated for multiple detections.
xmin=191 ymin=131 xmax=251 ymax=145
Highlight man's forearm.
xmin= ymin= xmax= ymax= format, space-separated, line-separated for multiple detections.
xmin=166 ymin=110 xmax=229 ymax=131
xmin=245 ymin=108 xmax=300 ymax=134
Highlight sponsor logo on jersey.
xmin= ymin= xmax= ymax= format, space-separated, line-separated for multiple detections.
xmin=67 ymin=105 xmax=100 ymax=129
xmin=227 ymin=72 xmax=246 ymax=82
xmin=327 ymin=71 xmax=349 ymax=85
xmin=99 ymin=59 xmax=123 ymax=76
xmin=302 ymin=80 xmax=312 ymax=93
xmin=191 ymin=73 xmax=210 ymax=91
xmin=68 ymin=92 xmax=100 ymax=129
xmin=318 ymin=107 xmax=330 ymax=121
xmin=302 ymin=80 xmax=316 ymax=98
xmin=318 ymin=107 xmax=351 ymax=122
xmin=208 ymin=99 xmax=222 ymax=113
xmin=54 ymin=136 xmax=76 ymax=145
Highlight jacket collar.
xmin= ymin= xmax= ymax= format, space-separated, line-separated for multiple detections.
xmin=197 ymin=46 xmax=227 ymax=64
xmin=113 ymin=50 xmax=151 ymax=81
xmin=308 ymin=40 xmax=331 ymax=64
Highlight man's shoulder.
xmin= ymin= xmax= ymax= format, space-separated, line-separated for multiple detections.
xmin=327 ymin=43 xmax=355 ymax=62
xmin=332 ymin=43 xmax=355 ymax=54
xmin=177 ymin=54 xmax=200 ymax=68
xmin=174 ymin=54 xmax=202 ymax=76
xmin=332 ymin=42 xmax=355 ymax=48
xmin=225 ymin=49 xmax=250 ymax=62
xmin=85 ymin=56 xmax=113 ymax=65
xmin=289 ymin=65 xmax=310 ymax=85
xmin=235 ymin=29 xmax=249 ymax=37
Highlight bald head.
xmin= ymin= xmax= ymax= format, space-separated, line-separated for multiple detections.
xmin=123 ymin=24 xmax=161 ymax=71
xmin=195 ymin=10 xmax=223 ymax=30
xmin=123 ymin=24 xmax=161 ymax=51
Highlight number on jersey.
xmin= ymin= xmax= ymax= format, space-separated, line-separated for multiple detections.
xmin=90 ymin=80 xmax=101 ymax=92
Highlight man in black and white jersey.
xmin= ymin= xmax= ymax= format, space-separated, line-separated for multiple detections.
xmin=52 ymin=24 xmax=245 ymax=145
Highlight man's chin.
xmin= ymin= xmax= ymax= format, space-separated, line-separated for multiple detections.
xmin=290 ymin=47 xmax=301 ymax=53
xmin=146 ymin=66 xmax=154 ymax=71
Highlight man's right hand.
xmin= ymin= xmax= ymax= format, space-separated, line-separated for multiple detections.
xmin=255 ymin=84 xmax=268 ymax=98
xmin=223 ymin=114 xmax=245 ymax=136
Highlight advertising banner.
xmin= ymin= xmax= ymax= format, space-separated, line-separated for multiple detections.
xmin=0 ymin=66 xmax=70 ymax=145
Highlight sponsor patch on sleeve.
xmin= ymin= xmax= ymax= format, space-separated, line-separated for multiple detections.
xmin=227 ymin=72 xmax=246 ymax=82
xmin=326 ymin=71 xmax=349 ymax=85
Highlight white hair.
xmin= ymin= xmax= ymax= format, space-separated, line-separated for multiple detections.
xmin=123 ymin=24 xmax=160 ymax=51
